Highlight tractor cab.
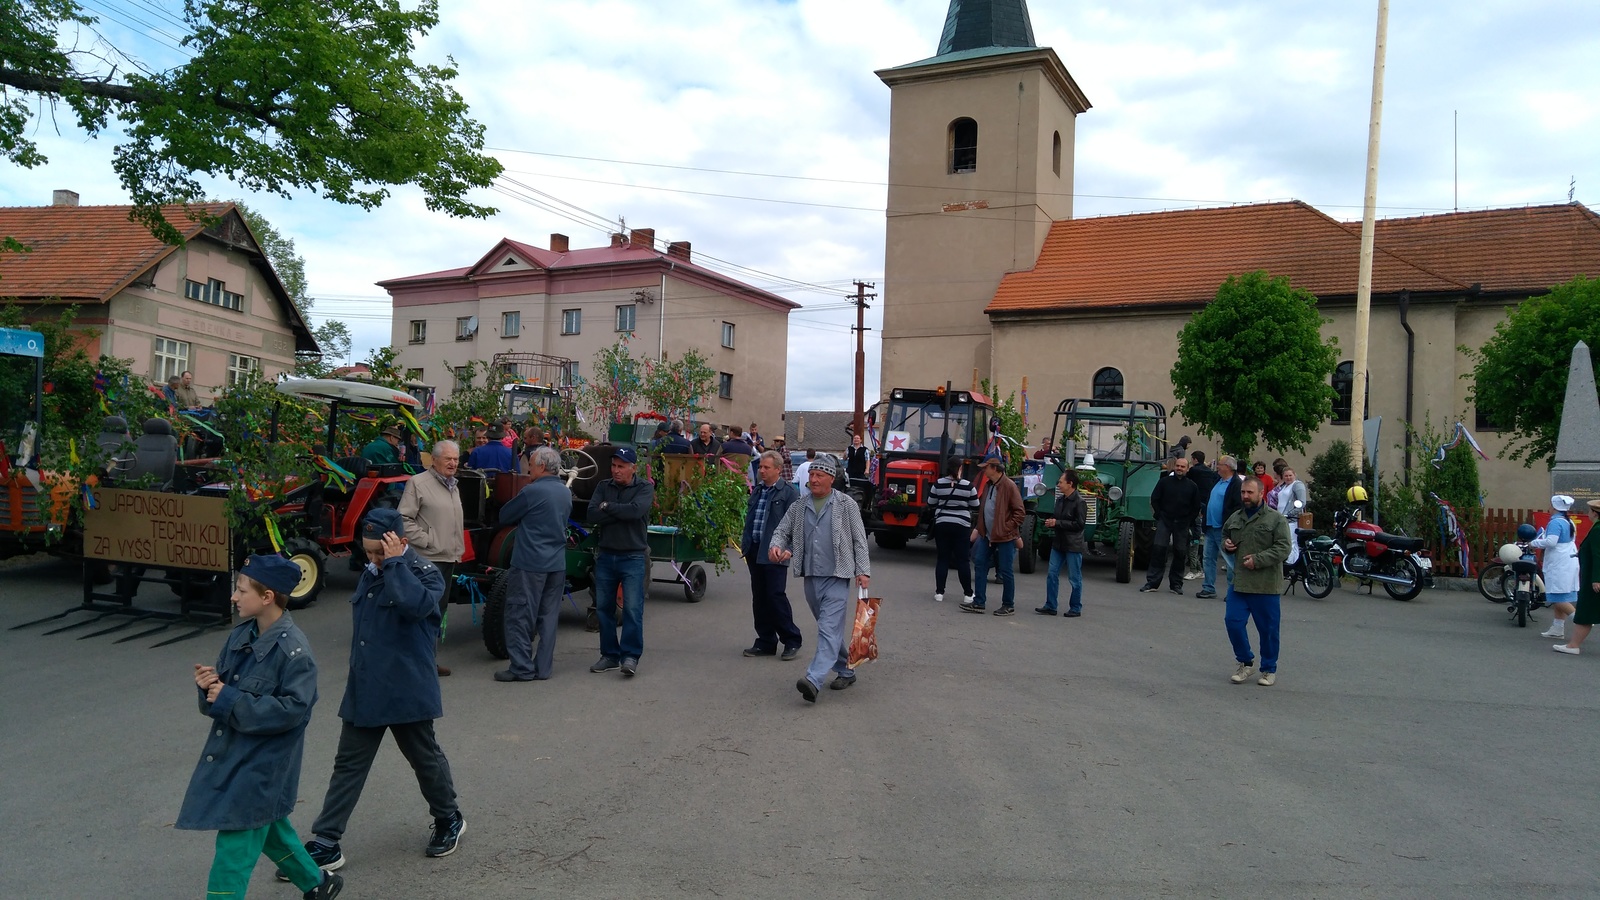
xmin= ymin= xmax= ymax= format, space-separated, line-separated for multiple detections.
xmin=0 ymin=327 xmax=51 ymax=558
xmin=864 ymin=386 xmax=994 ymax=549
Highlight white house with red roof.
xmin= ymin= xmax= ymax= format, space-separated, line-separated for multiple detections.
xmin=379 ymin=229 xmax=798 ymax=430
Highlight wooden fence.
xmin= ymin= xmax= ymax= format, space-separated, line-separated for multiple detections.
xmin=1418 ymin=507 xmax=1592 ymax=578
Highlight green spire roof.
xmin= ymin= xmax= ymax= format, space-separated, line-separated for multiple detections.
xmin=937 ymin=0 xmax=1037 ymax=55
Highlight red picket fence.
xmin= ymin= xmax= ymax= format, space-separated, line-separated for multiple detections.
xmin=1421 ymin=507 xmax=1592 ymax=578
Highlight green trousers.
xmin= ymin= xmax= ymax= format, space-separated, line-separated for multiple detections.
xmin=206 ymin=817 xmax=321 ymax=897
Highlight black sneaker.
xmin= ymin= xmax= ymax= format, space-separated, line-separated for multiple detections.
xmin=958 ymin=601 xmax=986 ymax=613
xmin=304 ymin=872 xmax=344 ymax=900
xmin=590 ymin=656 xmax=620 ymax=673
xmin=742 ymin=645 xmax=777 ymax=657
xmin=620 ymin=657 xmax=638 ymax=677
xmin=780 ymin=645 xmax=800 ymax=661
xmin=1064 ymin=610 xmax=1082 ymax=617
xmin=1033 ymin=606 xmax=1057 ymax=615
xmin=277 ymin=840 xmax=343 ymax=882
xmin=1196 ymin=590 xmax=1217 ymax=599
xmin=993 ymin=606 xmax=1015 ymax=617
xmin=1169 ymin=587 xmax=1183 ymax=595
xmin=796 ymin=678 xmax=818 ymax=703
xmin=829 ymin=674 xmax=856 ymax=690
xmin=1138 ymin=585 xmax=1159 ymax=593
xmin=425 ymin=812 xmax=466 ymax=858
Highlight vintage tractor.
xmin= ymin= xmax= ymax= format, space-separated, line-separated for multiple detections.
xmin=0 ymin=327 xmax=57 ymax=560
xmin=862 ymin=385 xmax=995 ymax=550
xmin=1025 ymin=399 xmax=1169 ymax=583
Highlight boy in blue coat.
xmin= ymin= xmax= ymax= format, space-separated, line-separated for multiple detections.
xmin=179 ymin=553 xmax=342 ymax=899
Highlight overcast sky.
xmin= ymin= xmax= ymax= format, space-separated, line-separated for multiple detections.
xmin=3 ymin=0 xmax=1597 ymax=410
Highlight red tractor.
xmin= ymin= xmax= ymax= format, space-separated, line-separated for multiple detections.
xmin=860 ymin=386 xmax=995 ymax=549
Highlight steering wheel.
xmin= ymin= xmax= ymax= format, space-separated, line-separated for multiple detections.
xmin=560 ymin=447 xmax=600 ymax=488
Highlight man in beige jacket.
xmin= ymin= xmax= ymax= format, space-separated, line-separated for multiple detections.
xmin=399 ymin=439 xmax=464 ymax=676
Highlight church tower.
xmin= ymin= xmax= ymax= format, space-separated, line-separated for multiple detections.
xmin=875 ymin=0 xmax=1090 ymax=393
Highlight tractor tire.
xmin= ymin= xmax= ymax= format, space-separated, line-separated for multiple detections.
xmin=483 ymin=569 xmax=509 ymax=659
xmin=1115 ymin=520 xmax=1135 ymax=584
xmin=1017 ymin=515 xmax=1036 ymax=574
xmin=282 ymin=538 xmax=326 ymax=610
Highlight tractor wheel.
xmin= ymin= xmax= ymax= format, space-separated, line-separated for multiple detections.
xmin=1115 ymin=520 xmax=1135 ymax=584
xmin=1017 ymin=515 xmax=1036 ymax=574
xmin=482 ymin=570 xmax=509 ymax=659
xmin=282 ymin=538 xmax=326 ymax=610
xmin=682 ymin=563 xmax=708 ymax=602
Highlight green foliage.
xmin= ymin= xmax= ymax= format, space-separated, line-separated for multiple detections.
xmin=1411 ymin=417 xmax=1483 ymax=537
xmin=211 ymin=369 xmax=323 ymax=538
xmin=1377 ymin=474 xmax=1429 ymax=540
xmin=640 ymin=348 xmax=717 ymax=425
xmin=575 ymin=336 xmax=645 ymax=426
xmin=1170 ymin=271 xmax=1340 ymax=460
xmin=1466 ymin=275 xmax=1600 ymax=466
xmin=651 ymin=458 xmax=746 ymax=573
xmin=431 ymin=358 xmax=507 ymax=441
xmin=1306 ymin=440 xmax=1368 ymax=532
xmin=2 ymin=0 xmax=503 ymax=243
xmin=980 ymin=378 xmax=1028 ymax=476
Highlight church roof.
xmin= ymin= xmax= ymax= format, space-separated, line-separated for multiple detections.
xmin=986 ymin=201 xmax=1600 ymax=314
xmin=937 ymin=0 xmax=1037 ymax=55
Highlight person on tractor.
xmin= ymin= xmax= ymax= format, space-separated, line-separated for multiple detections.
xmin=360 ymin=427 xmax=403 ymax=466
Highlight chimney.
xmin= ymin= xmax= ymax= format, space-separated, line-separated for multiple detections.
xmin=549 ymin=233 xmax=569 ymax=253
xmin=611 ymin=233 xmax=628 ymax=248
xmin=52 ymin=189 xmax=80 ymax=207
xmin=667 ymin=240 xmax=691 ymax=262
xmin=629 ymin=228 xmax=655 ymax=250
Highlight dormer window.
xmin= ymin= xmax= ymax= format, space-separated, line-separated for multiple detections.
xmin=949 ymin=117 xmax=978 ymax=173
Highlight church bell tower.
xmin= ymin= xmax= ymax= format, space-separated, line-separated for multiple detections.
xmin=875 ymin=0 xmax=1090 ymax=393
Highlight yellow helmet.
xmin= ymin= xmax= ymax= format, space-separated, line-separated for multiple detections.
xmin=1345 ymin=485 xmax=1370 ymax=503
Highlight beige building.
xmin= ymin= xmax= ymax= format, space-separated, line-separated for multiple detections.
xmin=379 ymin=230 xmax=797 ymax=429
xmin=877 ymin=1 xmax=1600 ymax=507
xmin=0 ymin=194 xmax=317 ymax=395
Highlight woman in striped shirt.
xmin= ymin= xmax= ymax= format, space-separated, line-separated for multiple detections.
xmin=927 ymin=457 xmax=980 ymax=602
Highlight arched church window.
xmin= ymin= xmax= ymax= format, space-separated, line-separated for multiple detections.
xmin=949 ymin=118 xmax=978 ymax=173
xmin=1331 ymin=361 xmax=1369 ymax=424
xmin=1052 ymin=131 xmax=1061 ymax=177
xmin=1092 ymin=367 xmax=1124 ymax=404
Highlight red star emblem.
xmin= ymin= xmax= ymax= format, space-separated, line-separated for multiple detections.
xmin=888 ymin=434 xmax=907 ymax=451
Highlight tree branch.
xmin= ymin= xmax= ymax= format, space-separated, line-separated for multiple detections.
xmin=0 ymin=67 xmax=150 ymax=104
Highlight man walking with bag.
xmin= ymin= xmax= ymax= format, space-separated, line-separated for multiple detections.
xmin=769 ymin=454 xmax=871 ymax=703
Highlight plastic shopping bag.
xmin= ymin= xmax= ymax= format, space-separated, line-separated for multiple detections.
xmin=848 ymin=588 xmax=881 ymax=668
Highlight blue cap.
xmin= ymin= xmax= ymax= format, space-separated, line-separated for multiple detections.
xmin=613 ymin=446 xmax=638 ymax=464
xmin=362 ymin=508 xmax=406 ymax=542
xmin=241 ymin=554 xmax=301 ymax=596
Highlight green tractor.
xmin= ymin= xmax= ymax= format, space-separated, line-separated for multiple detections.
xmin=1025 ymin=399 xmax=1170 ymax=583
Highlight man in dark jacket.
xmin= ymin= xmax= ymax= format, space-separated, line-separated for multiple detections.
xmin=661 ymin=420 xmax=692 ymax=454
xmin=1188 ymin=450 xmax=1219 ymax=495
xmin=292 ymin=509 xmax=464 ymax=879
xmin=586 ymin=446 xmax=655 ymax=677
xmin=1198 ymin=455 xmax=1244 ymax=599
xmin=493 ymin=445 xmax=572 ymax=681
xmin=689 ymin=422 xmax=721 ymax=456
xmin=741 ymin=450 xmax=804 ymax=659
xmin=1037 ymin=469 xmax=1089 ymax=617
xmin=1141 ymin=456 xmax=1203 ymax=594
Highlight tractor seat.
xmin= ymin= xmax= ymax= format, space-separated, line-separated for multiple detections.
xmin=334 ymin=456 xmax=370 ymax=480
xmin=95 ymin=415 xmax=135 ymax=474
xmin=1376 ymin=531 xmax=1424 ymax=551
xmin=125 ymin=418 xmax=178 ymax=485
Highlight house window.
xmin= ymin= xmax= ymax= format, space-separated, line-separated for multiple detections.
xmin=721 ymin=321 xmax=735 ymax=349
xmin=1051 ymin=131 xmax=1062 ymax=177
xmin=1092 ymin=367 xmax=1124 ymax=404
xmin=184 ymin=277 xmax=243 ymax=311
xmin=409 ymin=320 xmax=426 ymax=344
xmin=404 ymin=368 xmax=423 ymax=383
xmin=719 ymin=372 xmax=733 ymax=399
xmin=615 ymin=304 xmax=636 ymax=333
xmin=226 ymin=354 xmax=259 ymax=386
xmin=153 ymin=338 xmax=190 ymax=382
xmin=1332 ymin=361 xmax=1354 ymax=424
xmin=456 ymin=316 xmax=475 ymax=341
xmin=1475 ymin=406 xmax=1506 ymax=433
xmin=501 ymin=310 xmax=520 ymax=338
xmin=949 ymin=117 xmax=978 ymax=173
xmin=453 ymin=366 xmax=472 ymax=392
xmin=560 ymin=361 xmax=579 ymax=387
xmin=562 ymin=309 xmax=581 ymax=335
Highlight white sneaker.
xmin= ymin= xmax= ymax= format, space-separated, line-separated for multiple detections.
xmin=1553 ymin=644 xmax=1581 ymax=655
xmin=962 ymin=594 xmax=975 ymax=605
xmin=1541 ymin=627 xmax=1565 ymax=638
xmin=1230 ymin=663 xmax=1255 ymax=684
xmin=934 ymin=592 xmax=944 ymax=602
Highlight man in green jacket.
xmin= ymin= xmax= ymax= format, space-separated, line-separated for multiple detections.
xmin=1221 ymin=475 xmax=1291 ymax=686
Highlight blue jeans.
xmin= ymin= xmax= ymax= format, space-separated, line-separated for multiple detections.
xmin=1202 ymin=526 xmax=1222 ymax=593
xmin=1225 ymin=588 xmax=1281 ymax=673
xmin=971 ymin=538 xmax=1016 ymax=609
xmin=1045 ymin=549 xmax=1083 ymax=612
xmin=593 ymin=551 xmax=647 ymax=660
xmin=802 ymin=576 xmax=854 ymax=690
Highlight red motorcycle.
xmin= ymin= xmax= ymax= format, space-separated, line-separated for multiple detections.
xmin=1333 ymin=504 xmax=1432 ymax=600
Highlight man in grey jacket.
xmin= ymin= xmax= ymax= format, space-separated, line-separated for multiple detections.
xmin=493 ymin=445 xmax=571 ymax=682
xmin=769 ymin=454 xmax=871 ymax=703
xmin=586 ymin=446 xmax=655 ymax=677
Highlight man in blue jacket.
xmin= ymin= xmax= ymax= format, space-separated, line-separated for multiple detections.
xmin=494 ymin=445 xmax=572 ymax=681
xmin=288 ymin=508 xmax=465 ymax=878
xmin=586 ymin=446 xmax=656 ymax=677
xmin=741 ymin=450 xmax=803 ymax=660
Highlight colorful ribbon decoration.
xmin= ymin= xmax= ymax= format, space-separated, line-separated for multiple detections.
xmin=262 ymin=513 xmax=285 ymax=553
xmin=1429 ymin=491 xmax=1471 ymax=574
xmin=1423 ymin=422 xmax=1489 ymax=470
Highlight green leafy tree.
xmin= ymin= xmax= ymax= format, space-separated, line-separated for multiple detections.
xmin=1170 ymin=271 xmax=1340 ymax=460
xmin=640 ymin=348 xmax=717 ymax=425
xmin=575 ymin=336 xmax=645 ymax=426
xmin=3 ymin=0 xmax=502 ymax=243
xmin=431 ymin=358 xmax=507 ymax=441
xmin=979 ymin=378 xmax=1028 ymax=475
xmin=1467 ymin=275 xmax=1600 ymax=466
xmin=1306 ymin=439 xmax=1368 ymax=532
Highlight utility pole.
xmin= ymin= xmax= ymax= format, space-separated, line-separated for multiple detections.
xmin=851 ymin=280 xmax=876 ymax=441
xmin=1351 ymin=0 xmax=1389 ymax=474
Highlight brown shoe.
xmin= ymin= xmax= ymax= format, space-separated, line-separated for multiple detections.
xmin=436 ymin=664 xmax=452 ymax=677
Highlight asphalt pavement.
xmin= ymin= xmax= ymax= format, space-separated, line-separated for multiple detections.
xmin=2 ymin=542 xmax=1597 ymax=899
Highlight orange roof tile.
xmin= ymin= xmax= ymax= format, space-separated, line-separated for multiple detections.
xmin=0 ymin=203 xmax=231 ymax=302
xmin=987 ymin=201 xmax=1600 ymax=315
